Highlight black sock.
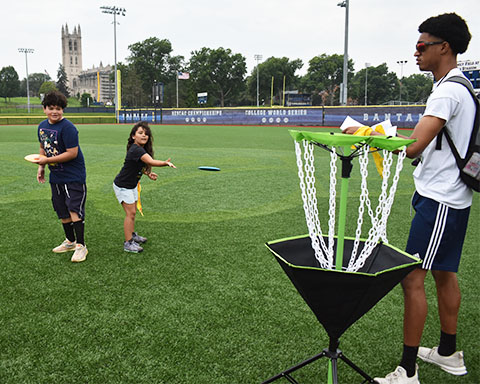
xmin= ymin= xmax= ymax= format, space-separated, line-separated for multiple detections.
xmin=399 ymin=344 xmax=418 ymax=377
xmin=72 ymin=221 xmax=85 ymax=246
xmin=62 ymin=222 xmax=75 ymax=242
xmin=438 ymin=331 xmax=456 ymax=356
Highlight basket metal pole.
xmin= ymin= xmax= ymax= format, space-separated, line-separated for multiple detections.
xmin=335 ymin=145 xmax=352 ymax=270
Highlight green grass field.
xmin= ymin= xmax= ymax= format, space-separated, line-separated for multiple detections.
xmin=0 ymin=97 xmax=82 ymax=108
xmin=0 ymin=98 xmax=114 ymax=124
xmin=0 ymin=124 xmax=478 ymax=384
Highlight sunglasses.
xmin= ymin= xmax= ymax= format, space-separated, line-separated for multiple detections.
xmin=416 ymin=41 xmax=444 ymax=53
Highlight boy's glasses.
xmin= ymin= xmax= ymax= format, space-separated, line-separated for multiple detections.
xmin=415 ymin=41 xmax=444 ymax=53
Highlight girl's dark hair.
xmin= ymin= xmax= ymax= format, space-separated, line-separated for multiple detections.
xmin=42 ymin=91 xmax=68 ymax=109
xmin=127 ymin=121 xmax=154 ymax=173
xmin=419 ymin=13 xmax=471 ymax=54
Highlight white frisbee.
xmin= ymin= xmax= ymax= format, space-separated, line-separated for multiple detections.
xmin=24 ymin=154 xmax=42 ymax=163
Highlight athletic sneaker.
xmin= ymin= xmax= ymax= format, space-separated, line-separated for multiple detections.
xmin=418 ymin=346 xmax=467 ymax=376
xmin=71 ymin=244 xmax=88 ymax=263
xmin=52 ymin=239 xmax=76 ymax=253
xmin=132 ymin=232 xmax=147 ymax=243
xmin=124 ymin=240 xmax=143 ymax=253
xmin=374 ymin=365 xmax=420 ymax=384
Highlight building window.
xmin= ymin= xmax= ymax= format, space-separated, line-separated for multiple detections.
xmin=70 ymin=57 xmax=73 ymax=65
xmin=69 ymin=40 xmax=72 ymax=51
xmin=74 ymin=41 xmax=77 ymax=51
xmin=75 ymin=57 xmax=78 ymax=65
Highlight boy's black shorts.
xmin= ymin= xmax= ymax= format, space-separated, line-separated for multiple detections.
xmin=50 ymin=183 xmax=87 ymax=220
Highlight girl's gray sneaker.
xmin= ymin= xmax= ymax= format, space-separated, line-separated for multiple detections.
xmin=124 ymin=240 xmax=143 ymax=253
xmin=132 ymin=232 xmax=147 ymax=243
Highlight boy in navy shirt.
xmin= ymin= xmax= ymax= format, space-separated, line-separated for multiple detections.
xmin=36 ymin=91 xmax=88 ymax=262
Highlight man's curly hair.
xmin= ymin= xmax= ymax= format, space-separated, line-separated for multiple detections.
xmin=419 ymin=13 xmax=471 ymax=55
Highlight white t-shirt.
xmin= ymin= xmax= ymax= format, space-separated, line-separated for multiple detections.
xmin=413 ymin=68 xmax=475 ymax=209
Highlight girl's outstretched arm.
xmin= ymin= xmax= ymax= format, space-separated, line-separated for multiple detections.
xmin=140 ymin=154 xmax=177 ymax=169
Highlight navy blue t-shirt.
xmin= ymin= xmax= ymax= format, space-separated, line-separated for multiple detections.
xmin=38 ymin=118 xmax=86 ymax=184
xmin=113 ymin=144 xmax=147 ymax=189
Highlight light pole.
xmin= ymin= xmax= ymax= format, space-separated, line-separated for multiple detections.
xmin=364 ymin=62 xmax=371 ymax=106
xmin=101 ymin=6 xmax=126 ymax=122
xmin=254 ymin=54 xmax=262 ymax=107
xmin=18 ymin=48 xmax=34 ymax=113
xmin=397 ymin=60 xmax=407 ymax=104
xmin=338 ymin=0 xmax=349 ymax=105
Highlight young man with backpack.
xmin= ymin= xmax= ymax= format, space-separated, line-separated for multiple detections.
xmin=345 ymin=12 xmax=475 ymax=384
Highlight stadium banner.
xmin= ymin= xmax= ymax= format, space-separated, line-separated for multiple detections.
xmin=119 ymin=107 xmax=324 ymax=126
xmin=119 ymin=105 xmax=425 ymax=129
xmin=324 ymin=105 xmax=425 ymax=129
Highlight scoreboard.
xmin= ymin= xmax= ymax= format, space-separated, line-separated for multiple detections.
xmin=458 ymin=60 xmax=480 ymax=94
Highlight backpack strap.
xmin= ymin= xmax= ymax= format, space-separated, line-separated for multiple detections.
xmin=436 ymin=130 xmax=443 ymax=150
xmin=434 ymin=75 xmax=480 ymax=164
xmin=445 ymin=75 xmax=477 ymax=96
xmin=442 ymin=127 xmax=462 ymax=166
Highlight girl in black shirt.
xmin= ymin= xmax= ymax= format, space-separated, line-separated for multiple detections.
xmin=113 ymin=121 xmax=176 ymax=253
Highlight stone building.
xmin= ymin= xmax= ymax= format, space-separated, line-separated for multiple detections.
xmin=75 ymin=62 xmax=115 ymax=105
xmin=61 ymin=23 xmax=114 ymax=103
xmin=61 ymin=24 xmax=82 ymax=90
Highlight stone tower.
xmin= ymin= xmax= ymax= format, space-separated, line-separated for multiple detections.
xmin=61 ymin=24 xmax=83 ymax=91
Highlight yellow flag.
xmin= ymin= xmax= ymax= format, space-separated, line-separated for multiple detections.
xmin=353 ymin=125 xmax=385 ymax=178
xmin=374 ymin=125 xmax=385 ymax=135
xmin=353 ymin=126 xmax=373 ymax=137
xmin=137 ymin=183 xmax=144 ymax=216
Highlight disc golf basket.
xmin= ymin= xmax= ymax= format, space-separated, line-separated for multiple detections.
xmin=262 ymin=131 xmax=422 ymax=384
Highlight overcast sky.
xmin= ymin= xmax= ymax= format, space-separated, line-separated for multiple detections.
xmin=3 ymin=0 xmax=479 ymax=83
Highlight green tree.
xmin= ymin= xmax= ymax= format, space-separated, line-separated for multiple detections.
xmin=246 ymin=57 xmax=303 ymax=106
xmin=0 ymin=66 xmax=21 ymax=101
xmin=80 ymin=93 xmax=93 ymax=107
xmin=188 ymin=47 xmax=247 ymax=107
xmin=117 ymin=63 xmax=149 ymax=107
xmin=20 ymin=72 xmax=51 ymax=97
xmin=127 ymin=37 xmax=184 ymax=99
xmin=349 ymin=63 xmax=399 ymax=105
xmin=39 ymin=81 xmax=58 ymax=97
xmin=300 ymin=54 xmax=354 ymax=106
xmin=402 ymin=74 xmax=433 ymax=103
xmin=56 ymin=64 xmax=70 ymax=97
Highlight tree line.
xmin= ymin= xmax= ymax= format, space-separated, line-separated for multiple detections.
xmin=0 ymin=64 xmax=70 ymax=103
xmin=0 ymin=36 xmax=433 ymax=107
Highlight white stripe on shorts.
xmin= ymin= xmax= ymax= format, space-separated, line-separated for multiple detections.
xmin=79 ymin=184 xmax=86 ymax=219
xmin=64 ymin=184 xmax=70 ymax=199
xmin=422 ymin=203 xmax=448 ymax=270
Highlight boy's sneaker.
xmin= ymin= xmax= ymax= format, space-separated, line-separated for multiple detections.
xmin=124 ymin=240 xmax=143 ymax=253
xmin=132 ymin=232 xmax=147 ymax=244
xmin=374 ymin=365 xmax=420 ymax=384
xmin=71 ymin=244 xmax=88 ymax=263
xmin=52 ymin=239 xmax=76 ymax=253
xmin=418 ymin=346 xmax=467 ymax=376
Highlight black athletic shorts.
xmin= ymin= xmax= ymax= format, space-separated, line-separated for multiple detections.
xmin=50 ymin=183 xmax=87 ymax=220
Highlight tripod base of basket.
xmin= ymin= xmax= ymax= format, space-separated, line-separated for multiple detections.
xmin=262 ymin=337 xmax=375 ymax=384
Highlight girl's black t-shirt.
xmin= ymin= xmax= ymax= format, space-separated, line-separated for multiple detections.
xmin=114 ymin=144 xmax=147 ymax=189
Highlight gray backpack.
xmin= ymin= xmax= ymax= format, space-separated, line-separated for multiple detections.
xmin=436 ymin=75 xmax=480 ymax=192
